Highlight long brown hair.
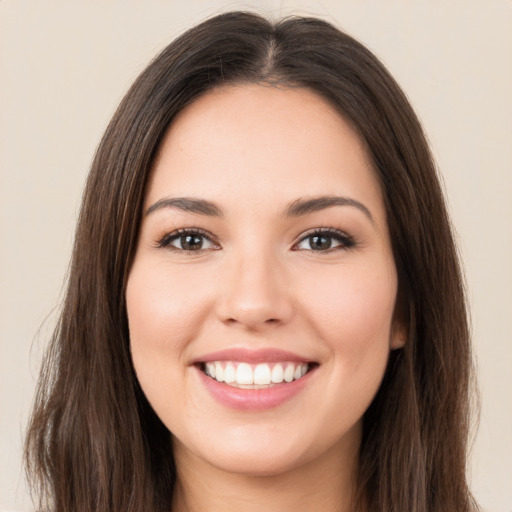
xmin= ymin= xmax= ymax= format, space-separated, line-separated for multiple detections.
xmin=25 ymin=11 xmax=479 ymax=512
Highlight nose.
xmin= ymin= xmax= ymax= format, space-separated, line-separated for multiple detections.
xmin=216 ymin=251 xmax=295 ymax=331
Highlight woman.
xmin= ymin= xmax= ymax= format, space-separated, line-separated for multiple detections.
xmin=25 ymin=11 xmax=479 ymax=512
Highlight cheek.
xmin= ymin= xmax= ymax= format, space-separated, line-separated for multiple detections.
xmin=298 ymin=263 xmax=397 ymax=426
xmin=126 ymin=261 xmax=217 ymax=423
xmin=125 ymin=261 xmax=210 ymax=409
xmin=126 ymin=262 xmax=211 ymax=353
xmin=298 ymin=261 xmax=398 ymax=356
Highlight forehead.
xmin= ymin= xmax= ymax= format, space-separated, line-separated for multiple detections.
xmin=147 ymin=84 xmax=384 ymax=222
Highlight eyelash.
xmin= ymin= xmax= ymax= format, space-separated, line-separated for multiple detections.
xmin=156 ymin=228 xmax=219 ymax=254
xmin=292 ymin=227 xmax=355 ymax=252
xmin=156 ymin=227 xmax=356 ymax=254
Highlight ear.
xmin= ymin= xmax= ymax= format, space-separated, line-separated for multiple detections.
xmin=390 ymin=293 xmax=408 ymax=350
xmin=390 ymin=318 xmax=407 ymax=349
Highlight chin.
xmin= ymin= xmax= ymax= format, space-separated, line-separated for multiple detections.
xmin=174 ymin=419 xmax=360 ymax=479
xmin=204 ymin=445 xmax=310 ymax=478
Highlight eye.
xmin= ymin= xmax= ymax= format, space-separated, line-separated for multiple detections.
xmin=293 ymin=228 xmax=355 ymax=252
xmin=157 ymin=229 xmax=219 ymax=252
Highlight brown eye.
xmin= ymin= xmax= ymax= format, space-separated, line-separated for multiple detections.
xmin=309 ymin=234 xmax=333 ymax=251
xmin=295 ymin=229 xmax=354 ymax=252
xmin=158 ymin=229 xmax=218 ymax=252
xmin=176 ymin=234 xmax=205 ymax=251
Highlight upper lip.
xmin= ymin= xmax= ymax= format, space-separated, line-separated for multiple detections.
xmin=192 ymin=348 xmax=315 ymax=365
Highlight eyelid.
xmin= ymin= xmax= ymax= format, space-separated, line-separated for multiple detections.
xmin=292 ymin=227 xmax=355 ymax=252
xmin=156 ymin=227 xmax=221 ymax=252
xmin=154 ymin=226 xmax=355 ymax=253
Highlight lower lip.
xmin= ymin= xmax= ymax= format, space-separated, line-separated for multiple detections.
xmin=196 ymin=366 xmax=315 ymax=410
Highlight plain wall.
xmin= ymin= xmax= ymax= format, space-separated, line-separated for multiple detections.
xmin=1 ymin=1 xmax=511 ymax=511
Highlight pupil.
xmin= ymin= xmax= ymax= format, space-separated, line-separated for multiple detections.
xmin=311 ymin=235 xmax=331 ymax=250
xmin=182 ymin=234 xmax=202 ymax=250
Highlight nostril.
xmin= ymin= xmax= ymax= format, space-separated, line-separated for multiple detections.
xmin=217 ymin=286 xmax=295 ymax=329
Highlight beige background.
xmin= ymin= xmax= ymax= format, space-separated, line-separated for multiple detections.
xmin=1 ymin=1 xmax=511 ymax=511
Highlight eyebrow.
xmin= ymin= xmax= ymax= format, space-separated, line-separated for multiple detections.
xmin=146 ymin=197 xmax=223 ymax=217
xmin=284 ymin=196 xmax=374 ymax=223
xmin=146 ymin=195 xmax=374 ymax=223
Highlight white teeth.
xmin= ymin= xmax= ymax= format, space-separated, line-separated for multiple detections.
xmin=254 ymin=363 xmax=272 ymax=385
xmin=235 ymin=363 xmax=253 ymax=385
xmin=271 ymin=363 xmax=284 ymax=383
xmin=224 ymin=363 xmax=235 ymax=383
xmin=284 ymin=364 xmax=295 ymax=383
xmin=203 ymin=361 xmax=310 ymax=387
xmin=215 ymin=362 xmax=224 ymax=382
xmin=206 ymin=362 xmax=216 ymax=378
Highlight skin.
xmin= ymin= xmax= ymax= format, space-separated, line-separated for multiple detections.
xmin=126 ymin=84 xmax=404 ymax=512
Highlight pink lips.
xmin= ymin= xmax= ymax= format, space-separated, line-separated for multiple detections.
xmin=193 ymin=348 xmax=311 ymax=364
xmin=193 ymin=348 xmax=317 ymax=411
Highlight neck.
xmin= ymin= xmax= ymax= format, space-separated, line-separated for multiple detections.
xmin=171 ymin=436 xmax=361 ymax=512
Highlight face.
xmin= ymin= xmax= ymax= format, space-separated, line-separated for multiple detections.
xmin=126 ymin=84 xmax=404 ymax=478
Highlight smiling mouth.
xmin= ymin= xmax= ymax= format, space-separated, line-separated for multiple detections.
xmin=199 ymin=361 xmax=316 ymax=389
